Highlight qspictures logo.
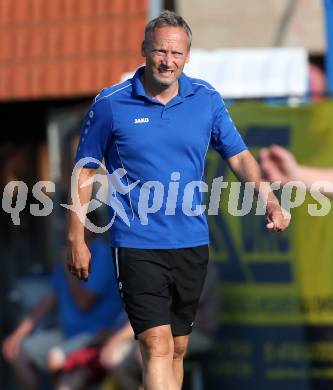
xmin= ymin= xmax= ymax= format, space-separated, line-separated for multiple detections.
xmin=1 ymin=157 xmax=333 ymax=232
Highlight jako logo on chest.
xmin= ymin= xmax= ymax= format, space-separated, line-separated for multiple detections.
xmin=134 ymin=117 xmax=150 ymax=124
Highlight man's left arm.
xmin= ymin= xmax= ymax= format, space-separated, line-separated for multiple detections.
xmin=226 ymin=149 xmax=291 ymax=232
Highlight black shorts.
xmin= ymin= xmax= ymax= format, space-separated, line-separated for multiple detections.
xmin=113 ymin=245 xmax=209 ymax=339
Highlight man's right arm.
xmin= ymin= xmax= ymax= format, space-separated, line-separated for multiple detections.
xmin=68 ymin=93 xmax=113 ymax=280
xmin=67 ymin=167 xmax=97 ymax=281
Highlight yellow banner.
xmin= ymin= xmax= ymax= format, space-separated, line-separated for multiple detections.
xmin=207 ymin=100 xmax=333 ymax=325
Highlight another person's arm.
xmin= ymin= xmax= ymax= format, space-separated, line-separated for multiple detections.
xmin=260 ymin=145 xmax=333 ymax=197
xmin=227 ymin=149 xmax=290 ymax=232
xmin=2 ymin=291 xmax=57 ymax=362
xmin=99 ymin=321 xmax=135 ymax=368
xmin=64 ymin=261 xmax=98 ymax=310
xmin=67 ymin=231 xmax=116 ymax=310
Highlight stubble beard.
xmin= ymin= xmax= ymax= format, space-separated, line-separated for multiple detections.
xmin=152 ymin=69 xmax=179 ymax=89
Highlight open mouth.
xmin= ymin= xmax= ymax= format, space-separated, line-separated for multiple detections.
xmin=158 ymin=68 xmax=174 ymax=77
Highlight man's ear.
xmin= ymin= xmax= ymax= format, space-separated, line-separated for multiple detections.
xmin=185 ymin=51 xmax=190 ymax=63
xmin=141 ymin=41 xmax=146 ymax=57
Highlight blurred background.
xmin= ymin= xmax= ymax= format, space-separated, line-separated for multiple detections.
xmin=1 ymin=0 xmax=333 ymax=389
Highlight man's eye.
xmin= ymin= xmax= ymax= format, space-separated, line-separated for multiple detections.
xmin=173 ymin=53 xmax=183 ymax=58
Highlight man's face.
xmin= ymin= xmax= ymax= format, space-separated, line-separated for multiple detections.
xmin=142 ymin=26 xmax=190 ymax=88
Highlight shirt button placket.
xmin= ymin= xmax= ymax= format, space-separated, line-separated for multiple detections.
xmin=161 ymin=106 xmax=170 ymax=120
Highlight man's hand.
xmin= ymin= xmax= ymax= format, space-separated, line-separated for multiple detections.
xmin=266 ymin=201 xmax=291 ymax=232
xmin=260 ymin=145 xmax=299 ymax=184
xmin=67 ymin=240 xmax=92 ymax=281
xmin=227 ymin=149 xmax=291 ymax=233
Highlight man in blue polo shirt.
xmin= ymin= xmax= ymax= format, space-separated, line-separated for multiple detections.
xmin=68 ymin=11 xmax=290 ymax=390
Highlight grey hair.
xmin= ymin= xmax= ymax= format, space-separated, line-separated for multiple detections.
xmin=144 ymin=10 xmax=192 ymax=48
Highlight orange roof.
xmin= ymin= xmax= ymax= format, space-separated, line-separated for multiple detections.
xmin=0 ymin=0 xmax=147 ymax=100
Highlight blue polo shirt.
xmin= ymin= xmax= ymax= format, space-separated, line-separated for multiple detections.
xmin=75 ymin=66 xmax=247 ymax=249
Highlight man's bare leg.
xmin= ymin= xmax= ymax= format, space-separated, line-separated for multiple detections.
xmin=172 ymin=335 xmax=189 ymax=387
xmin=138 ymin=325 xmax=179 ymax=390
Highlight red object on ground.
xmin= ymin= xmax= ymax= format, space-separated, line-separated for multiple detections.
xmin=63 ymin=344 xmax=102 ymax=371
xmin=62 ymin=344 xmax=106 ymax=383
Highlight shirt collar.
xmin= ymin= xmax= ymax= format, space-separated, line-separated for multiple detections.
xmin=132 ymin=66 xmax=194 ymax=99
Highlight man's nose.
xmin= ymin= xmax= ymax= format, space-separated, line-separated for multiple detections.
xmin=162 ymin=52 xmax=173 ymax=67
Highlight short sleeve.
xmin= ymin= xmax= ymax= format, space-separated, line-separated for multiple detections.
xmin=75 ymin=95 xmax=113 ymax=168
xmin=210 ymin=92 xmax=247 ymax=159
